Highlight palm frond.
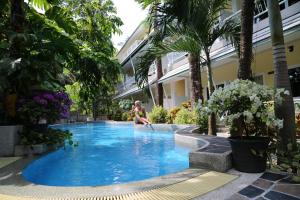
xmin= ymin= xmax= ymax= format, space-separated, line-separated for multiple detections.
xmin=28 ymin=0 xmax=50 ymax=10
xmin=210 ymin=19 xmax=240 ymax=54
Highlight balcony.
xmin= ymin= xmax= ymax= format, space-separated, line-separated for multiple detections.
xmin=210 ymin=0 xmax=300 ymax=61
xmin=119 ymin=39 xmax=147 ymax=64
xmin=116 ymin=76 xmax=136 ymax=95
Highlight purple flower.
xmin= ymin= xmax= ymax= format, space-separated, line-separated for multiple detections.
xmin=33 ymin=96 xmax=48 ymax=105
xmin=60 ymin=109 xmax=69 ymax=118
xmin=43 ymin=93 xmax=55 ymax=101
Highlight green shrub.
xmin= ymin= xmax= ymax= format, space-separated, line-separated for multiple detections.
xmin=19 ymin=127 xmax=75 ymax=147
xmin=195 ymin=105 xmax=208 ymax=133
xmin=148 ymin=106 xmax=168 ymax=123
xmin=121 ymin=112 xmax=133 ymax=121
xmin=174 ymin=108 xmax=196 ymax=124
xmin=119 ymin=99 xmax=133 ymax=111
xmin=112 ymin=109 xmax=122 ymax=121
xmin=121 ymin=112 xmax=128 ymax=121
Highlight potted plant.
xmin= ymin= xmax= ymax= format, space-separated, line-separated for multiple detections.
xmin=208 ymin=80 xmax=287 ymax=173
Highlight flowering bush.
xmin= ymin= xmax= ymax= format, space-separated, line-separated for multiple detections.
xmin=17 ymin=91 xmax=72 ymax=124
xmin=168 ymin=107 xmax=181 ymax=123
xmin=208 ymin=80 xmax=287 ymax=136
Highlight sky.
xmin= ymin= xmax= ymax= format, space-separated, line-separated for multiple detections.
xmin=112 ymin=0 xmax=148 ymax=50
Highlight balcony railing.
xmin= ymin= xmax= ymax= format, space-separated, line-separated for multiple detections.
xmin=254 ymin=0 xmax=298 ymax=23
xmin=119 ymin=39 xmax=145 ymax=63
xmin=116 ymin=76 xmax=136 ymax=94
xmin=167 ymin=52 xmax=187 ymax=68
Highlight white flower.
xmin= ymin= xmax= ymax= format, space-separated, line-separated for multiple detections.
xmin=284 ymin=90 xmax=290 ymax=96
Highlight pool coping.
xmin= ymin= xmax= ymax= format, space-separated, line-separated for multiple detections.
xmin=0 ymin=122 xmax=229 ymax=199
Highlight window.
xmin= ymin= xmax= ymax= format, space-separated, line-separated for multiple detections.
xmin=254 ymin=75 xmax=264 ymax=85
xmin=289 ymin=67 xmax=300 ymax=97
xmin=288 ymin=0 xmax=300 ymax=6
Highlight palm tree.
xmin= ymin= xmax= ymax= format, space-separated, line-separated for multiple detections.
xmin=266 ymin=0 xmax=297 ymax=153
xmin=151 ymin=25 xmax=204 ymax=104
xmin=135 ymin=0 xmax=240 ymax=135
xmin=159 ymin=0 xmax=239 ymax=135
xmin=238 ymin=0 xmax=254 ymax=80
xmin=136 ymin=0 xmax=164 ymax=106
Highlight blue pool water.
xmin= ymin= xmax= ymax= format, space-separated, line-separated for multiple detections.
xmin=23 ymin=123 xmax=190 ymax=186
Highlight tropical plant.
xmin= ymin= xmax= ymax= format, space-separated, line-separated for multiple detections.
xmin=136 ymin=0 xmax=164 ymax=106
xmin=208 ymin=80 xmax=287 ymax=137
xmin=19 ymin=127 xmax=75 ymax=147
xmin=0 ymin=0 xmax=122 ymax=123
xmin=174 ymin=108 xmax=196 ymax=125
xmin=119 ymin=99 xmax=134 ymax=111
xmin=135 ymin=0 xmax=240 ymax=135
xmin=238 ymin=0 xmax=254 ymax=79
xmin=195 ymin=103 xmax=209 ymax=133
xmin=168 ymin=106 xmax=181 ymax=123
xmin=266 ymin=0 xmax=297 ymax=155
xmin=148 ymin=105 xmax=168 ymax=123
xmin=17 ymin=91 xmax=72 ymax=125
xmin=121 ymin=112 xmax=133 ymax=121
xmin=269 ymin=138 xmax=300 ymax=183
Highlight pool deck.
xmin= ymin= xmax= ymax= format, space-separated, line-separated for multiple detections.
xmin=0 ymin=122 xmax=299 ymax=200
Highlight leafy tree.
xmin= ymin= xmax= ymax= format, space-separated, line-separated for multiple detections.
xmin=0 ymin=0 xmax=122 ymax=122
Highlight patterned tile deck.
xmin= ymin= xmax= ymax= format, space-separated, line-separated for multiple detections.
xmin=227 ymin=172 xmax=300 ymax=200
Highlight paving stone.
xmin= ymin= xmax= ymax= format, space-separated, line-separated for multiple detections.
xmin=238 ymin=185 xmax=265 ymax=198
xmin=264 ymin=191 xmax=300 ymax=200
xmin=226 ymin=193 xmax=250 ymax=200
xmin=252 ymin=178 xmax=274 ymax=189
xmin=273 ymin=184 xmax=300 ymax=198
xmin=260 ymin=172 xmax=287 ymax=182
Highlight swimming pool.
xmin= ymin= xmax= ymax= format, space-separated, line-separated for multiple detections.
xmin=23 ymin=123 xmax=190 ymax=186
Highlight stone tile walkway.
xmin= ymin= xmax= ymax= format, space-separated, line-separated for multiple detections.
xmin=227 ymin=172 xmax=300 ymax=200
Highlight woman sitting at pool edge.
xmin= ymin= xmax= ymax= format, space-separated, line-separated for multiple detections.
xmin=133 ymin=101 xmax=151 ymax=125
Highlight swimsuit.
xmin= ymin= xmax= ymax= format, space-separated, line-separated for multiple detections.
xmin=135 ymin=110 xmax=145 ymax=124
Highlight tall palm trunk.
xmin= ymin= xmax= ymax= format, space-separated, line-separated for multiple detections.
xmin=10 ymin=0 xmax=24 ymax=31
xmin=205 ymin=51 xmax=217 ymax=135
xmin=155 ymin=57 xmax=164 ymax=106
xmin=267 ymin=0 xmax=296 ymax=153
xmin=188 ymin=54 xmax=203 ymax=105
xmin=238 ymin=0 xmax=254 ymax=80
xmin=10 ymin=0 xmax=25 ymax=58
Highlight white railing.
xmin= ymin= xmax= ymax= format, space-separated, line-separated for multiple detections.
xmin=117 ymin=76 xmax=136 ymax=94
xmin=119 ymin=39 xmax=145 ymax=63
xmin=254 ymin=0 xmax=288 ymax=23
xmin=167 ymin=52 xmax=187 ymax=68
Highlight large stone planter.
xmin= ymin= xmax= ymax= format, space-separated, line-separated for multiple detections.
xmin=0 ymin=125 xmax=22 ymax=156
xmin=14 ymin=144 xmax=47 ymax=156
